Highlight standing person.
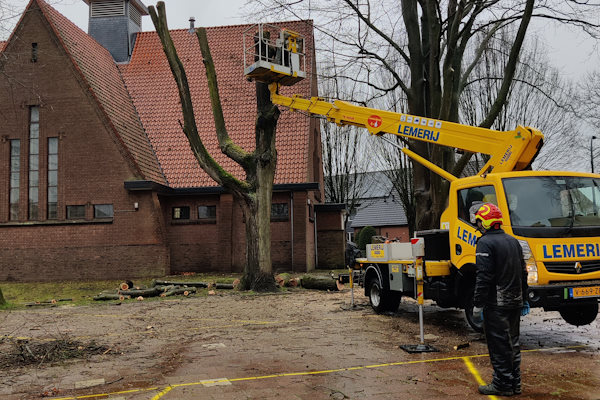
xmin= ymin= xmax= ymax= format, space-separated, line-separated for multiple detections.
xmin=472 ymin=203 xmax=529 ymax=396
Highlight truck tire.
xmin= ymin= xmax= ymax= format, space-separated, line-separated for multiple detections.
xmin=464 ymin=289 xmax=484 ymax=333
xmin=559 ymin=302 xmax=598 ymax=326
xmin=368 ymin=277 xmax=401 ymax=313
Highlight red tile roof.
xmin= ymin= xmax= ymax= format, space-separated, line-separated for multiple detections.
xmin=120 ymin=22 xmax=315 ymax=188
xmin=36 ymin=0 xmax=166 ymax=185
xmin=11 ymin=1 xmax=316 ymax=189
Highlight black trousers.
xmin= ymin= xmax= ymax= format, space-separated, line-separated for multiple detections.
xmin=483 ymin=306 xmax=521 ymax=390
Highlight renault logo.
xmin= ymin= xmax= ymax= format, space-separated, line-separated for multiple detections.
xmin=574 ymin=262 xmax=583 ymax=274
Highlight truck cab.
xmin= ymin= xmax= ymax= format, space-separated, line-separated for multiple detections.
xmin=444 ymin=171 xmax=600 ymax=327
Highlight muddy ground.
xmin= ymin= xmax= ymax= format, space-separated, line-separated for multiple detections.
xmin=1 ymin=288 xmax=599 ymax=400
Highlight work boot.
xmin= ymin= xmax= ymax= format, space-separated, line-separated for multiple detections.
xmin=513 ymin=381 xmax=522 ymax=395
xmin=478 ymin=383 xmax=514 ymax=396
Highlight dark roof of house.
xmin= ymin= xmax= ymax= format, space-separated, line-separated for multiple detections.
xmin=359 ymin=171 xmax=395 ymax=198
xmin=326 ymin=170 xmax=394 ymax=203
xmin=119 ymin=22 xmax=316 ymax=188
xmin=351 ymin=195 xmax=408 ymax=228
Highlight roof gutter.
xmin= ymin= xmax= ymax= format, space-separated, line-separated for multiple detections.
xmin=124 ymin=180 xmax=320 ymax=195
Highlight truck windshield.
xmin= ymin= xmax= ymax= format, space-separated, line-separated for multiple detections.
xmin=503 ymin=176 xmax=600 ymax=238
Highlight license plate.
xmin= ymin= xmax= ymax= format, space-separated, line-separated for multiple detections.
xmin=571 ymin=286 xmax=600 ymax=298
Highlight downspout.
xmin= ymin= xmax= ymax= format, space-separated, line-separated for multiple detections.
xmin=314 ymin=204 xmax=318 ymax=269
xmin=290 ymin=191 xmax=294 ymax=272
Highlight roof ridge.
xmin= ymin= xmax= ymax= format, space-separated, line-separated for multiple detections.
xmin=135 ymin=19 xmax=314 ymax=35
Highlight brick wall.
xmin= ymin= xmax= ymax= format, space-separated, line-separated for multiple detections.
xmin=163 ymin=191 xmax=316 ymax=274
xmin=354 ymin=226 xmax=410 ymax=242
xmin=316 ymin=206 xmax=345 ymax=268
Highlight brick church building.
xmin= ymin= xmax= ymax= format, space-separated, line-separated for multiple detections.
xmin=0 ymin=0 xmax=344 ymax=281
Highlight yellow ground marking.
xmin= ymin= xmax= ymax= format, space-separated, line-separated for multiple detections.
xmin=462 ymin=357 xmax=498 ymax=400
xmin=45 ymin=345 xmax=588 ymax=400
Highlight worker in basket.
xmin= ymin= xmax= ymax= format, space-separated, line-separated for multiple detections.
xmin=472 ymin=203 xmax=529 ymax=396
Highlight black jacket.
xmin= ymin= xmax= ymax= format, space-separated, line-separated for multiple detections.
xmin=474 ymin=228 xmax=528 ymax=309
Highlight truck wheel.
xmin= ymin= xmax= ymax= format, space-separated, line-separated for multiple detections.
xmin=464 ymin=290 xmax=484 ymax=333
xmin=559 ymin=302 xmax=598 ymax=326
xmin=368 ymin=277 xmax=401 ymax=313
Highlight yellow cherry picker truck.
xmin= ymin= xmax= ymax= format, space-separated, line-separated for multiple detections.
xmin=243 ymin=24 xmax=600 ymax=331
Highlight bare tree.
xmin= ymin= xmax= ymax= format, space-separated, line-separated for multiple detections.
xmin=149 ymin=2 xmax=279 ymax=291
xmin=249 ymin=0 xmax=600 ymax=229
xmin=460 ymin=32 xmax=583 ymax=171
xmin=577 ymin=70 xmax=600 ymax=171
xmin=319 ymin=63 xmax=374 ymax=232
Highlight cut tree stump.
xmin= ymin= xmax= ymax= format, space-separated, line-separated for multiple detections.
xmin=300 ymin=275 xmax=339 ymax=291
xmin=275 ymin=274 xmax=299 ymax=287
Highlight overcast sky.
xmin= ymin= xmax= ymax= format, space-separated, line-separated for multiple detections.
xmin=1 ymin=0 xmax=598 ymax=79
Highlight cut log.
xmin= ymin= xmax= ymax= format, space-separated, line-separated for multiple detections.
xmin=300 ymin=275 xmax=339 ymax=291
xmin=215 ymin=283 xmax=234 ymax=290
xmin=93 ymin=294 xmax=130 ymax=301
xmin=162 ymin=287 xmax=198 ymax=297
xmin=275 ymin=273 xmax=292 ymax=287
xmin=454 ymin=343 xmax=470 ymax=350
xmin=156 ymin=285 xmax=177 ymax=293
xmin=152 ymin=280 xmax=209 ymax=288
xmin=118 ymin=287 xmax=161 ymax=297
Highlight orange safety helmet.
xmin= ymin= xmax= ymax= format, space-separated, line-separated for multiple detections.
xmin=475 ymin=203 xmax=503 ymax=230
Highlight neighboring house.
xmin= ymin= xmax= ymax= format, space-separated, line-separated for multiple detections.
xmin=342 ymin=171 xmax=409 ymax=242
xmin=347 ymin=161 xmax=482 ymax=242
xmin=350 ymin=193 xmax=409 ymax=242
xmin=0 ymin=0 xmax=339 ymax=281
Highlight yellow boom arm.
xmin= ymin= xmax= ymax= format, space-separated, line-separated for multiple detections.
xmin=270 ymin=84 xmax=544 ymax=177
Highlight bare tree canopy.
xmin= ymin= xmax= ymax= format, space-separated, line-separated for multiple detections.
xmin=249 ymin=0 xmax=600 ymax=229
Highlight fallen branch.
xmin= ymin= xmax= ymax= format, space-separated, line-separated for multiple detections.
xmin=160 ymin=287 xmax=197 ymax=297
xmin=118 ymin=287 xmax=161 ymax=297
xmin=93 ymin=294 xmax=130 ymax=301
xmin=152 ymin=280 xmax=209 ymax=288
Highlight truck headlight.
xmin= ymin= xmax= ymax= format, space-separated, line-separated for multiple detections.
xmin=526 ymin=264 xmax=538 ymax=284
xmin=518 ymin=240 xmax=538 ymax=284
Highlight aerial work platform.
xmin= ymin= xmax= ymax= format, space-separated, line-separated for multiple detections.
xmin=243 ymin=23 xmax=306 ymax=86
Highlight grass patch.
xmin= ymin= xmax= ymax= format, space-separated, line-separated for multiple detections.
xmin=0 ymin=273 xmax=241 ymax=309
xmin=0 ymin=271 xmax=342 ymax=309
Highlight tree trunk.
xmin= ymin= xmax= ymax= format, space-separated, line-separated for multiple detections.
xmin=0 ymin=287 xmax=6 ymax=306
xmin=239 ymin=198 xmax=278 ymax=292
xmin=300 ymin=275 xmax=338 ymax=291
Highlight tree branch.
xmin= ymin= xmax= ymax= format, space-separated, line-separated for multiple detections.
xmin=148 ymin=2 xmax=249 ymax=192
xmin=196 ymin=28 xmax=253 ymax=168
xmin=479 ymin=0 xmax=534 ymax=128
